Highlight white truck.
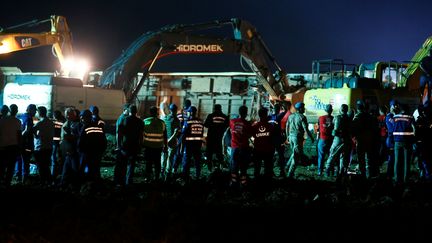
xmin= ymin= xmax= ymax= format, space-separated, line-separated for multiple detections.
xmin=2 ymin=73 xmax=125 ymax=122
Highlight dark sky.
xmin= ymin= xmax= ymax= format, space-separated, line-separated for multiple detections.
xmin=1 ymin=0 xmax=431 ymax=73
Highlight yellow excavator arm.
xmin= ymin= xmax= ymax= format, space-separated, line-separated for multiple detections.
xmin=400 ymin=36 xmax=432 ymax=87
xmin=0 ymin=15 xmax=74 ymax=75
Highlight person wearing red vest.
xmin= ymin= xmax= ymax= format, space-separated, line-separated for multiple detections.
xmin=317 ymin=104 xmax=334 ymax=176
xmin=229 ymin=105 xmax=252 ymax=188
xmin=252 ymin=107 xmax=275 ymax=179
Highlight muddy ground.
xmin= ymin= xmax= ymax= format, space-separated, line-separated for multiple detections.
xmin=1 ymin=138 xmax=432 ymax=242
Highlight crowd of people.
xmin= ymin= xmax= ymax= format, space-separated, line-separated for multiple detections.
xmin=0 ymin=96 xmax=431 ymax=190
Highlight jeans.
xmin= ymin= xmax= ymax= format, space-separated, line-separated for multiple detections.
xmin=317 ymin=139 xmax=332 ymax=175
xmin=394 ymin=141 xmax=412 ymax=184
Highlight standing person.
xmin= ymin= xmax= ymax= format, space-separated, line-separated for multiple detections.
xmin=351 ymin=100 xmax=380 ymax=179
xmin=414 ymin=105 xmax=431 ymax=180
xmin=377 ymin=106 xmax=388 ymax=168
xmin=268 ymin=103 xmax=287 ymax=177
xmin=0 ymin=105 xmax=22 ymax=186
xmin=419 ymin=49 xmax=432 ymax=104
xmin=60 ymin=108 xmax=81 ymax=187
xmin=385 ymin=100 xmax=398 ymax=179
xmin=204 ymin=104 xmax=229 ymax=172
xmin=77 ymin=110 xmax=107 ymax=182
xmin=33 ymin=106 xmax=55 ymax=185
xmin=162 ymin=104 xmax=181 ymax=179
xmin=122 ymin=105 xmax=144 ymax=185
xmin=229 ymin=105 xmax=252 ymax=187
xmin=181 ymin=106 xmax=204 ymax=181
xmin=18 ymin=104 xmax=37 ymax=183
xmin=143 ymin=106 xmax=168 ymax=182
xmin=325 ymin=104 xmax=352 ymax=178
xmin=252 ymin=107 xmax=275 ymax=179
xmin=285 ymin=102 xmax=315 ymax=179
xmin=114 ymin=103 xmax=130 ymax=186
xmin=391 ymin=105 xmax=415 ymax=185
xmin=316 ymin=104 xmax=334 ymax=176
xmin=51 ymin=110 xmax=66 ymax=182
xmin=89 ymin=105 xmax=105 ymax=130
xmin=173 ymin=99 xmax=192 ymax=174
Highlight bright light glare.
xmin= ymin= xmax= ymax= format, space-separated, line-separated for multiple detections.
xmin=61 ymin=57 xmax=90 ymax=80
xmin=0 ymin=40 xmax=11 ymax=54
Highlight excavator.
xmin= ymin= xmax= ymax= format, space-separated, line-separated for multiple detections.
xmin=99 ymin=18 xmax=296 ymax=105
xmin=302 ymin=36 xmax=432 ymax=124
xmin=0 ymin=15 xmax=79 ymax=77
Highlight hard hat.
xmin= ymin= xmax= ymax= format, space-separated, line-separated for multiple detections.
xmin=169 ymin=103 xmax=178 ymax=111
xmin=294 ymin=102 xmax=304 ymax=109
xmin=80 ymin=109 xmax=92 ymax=118
xmin=389 ymin=99 xmax=399 ymax=107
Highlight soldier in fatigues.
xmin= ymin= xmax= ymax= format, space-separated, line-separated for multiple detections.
xmin=285 ymin=102 xmax=314 ymax=179
xmin=325 ymin=104 xmax=351 ymax=178
xmin=181 ymin=106 xmax=204 ymax=181
xmin=162 ymin=104 xmax=181 ymax=179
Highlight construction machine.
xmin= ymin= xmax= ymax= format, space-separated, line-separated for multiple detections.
xmin=1 ymin=16 xmax=124 ymax=120
xmin=0 ymin=15 xmax=84 ymax=77
xmin=99 ymin=18 xmax=299 ymax=111
xmin=302 ymin=37 xmax=432 ymax=124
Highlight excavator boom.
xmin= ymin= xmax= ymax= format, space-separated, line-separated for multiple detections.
xmin=0 ymin=16 xmax=74 ymax=75
xmin=99 ymin=18 xmax=289 ymax=102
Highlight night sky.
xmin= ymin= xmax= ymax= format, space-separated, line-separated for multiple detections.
xmin=1 ymin=0 xmax=431 ymax=74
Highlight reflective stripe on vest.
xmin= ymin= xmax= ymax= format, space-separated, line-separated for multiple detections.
xmin=393 ymin=132 xmax=414 ymax=136
xmin=85 ymin=127 xmax=104 ymax=134
xmin=54 ymin=121 xmax=64 ymax=129
xmin=144 ymin=132 xmax=164 ymax=142
xmin=186 ymin=137 xmax=204 ymax=141
xmin=212 ymin=116 xmax=226 ymax=124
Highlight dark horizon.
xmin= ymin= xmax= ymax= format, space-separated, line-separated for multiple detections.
xmin=1 ymin=0 xmax=431 ymax=74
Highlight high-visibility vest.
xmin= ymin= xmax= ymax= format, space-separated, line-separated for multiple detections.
xmin=53 ymin=120 xmax=64 ymax=141
xmin=143 ymin=117 xmax=165 ymax=148
xmin=393 ymin=114 xmax=414 ymax=142
xmin=185 ymin=118 xmax=204 ymax=142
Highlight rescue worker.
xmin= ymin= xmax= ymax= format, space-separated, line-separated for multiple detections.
xmin=173 ymin=99 xmax=192 ymax=175
xmin=51 ymin=110 xmax=66 ymax=181
xmin=0 ymin=104 xmax=21 ymax=186
xmin=285 ymin=102 xmax=314 ymax=179
xmin=114 ymin=103 xmax=130 ymax=186
xmin=252 ymin=107 xmax=275 ymax=179
xmin=143 ymin=106 xmax=168 ymax=181
xmin=204 ymin=104 xmax=229 ymax=172
xmin=414 ymin=105 xmax=431 ymax=180
xmin=123 ymin=105 xmax=144 ymax=185
xmin=162 ymin=103 xmax=181 ymax=179
xmin=316 ymin=104 xmax=334 ymax=176
xmin=351 ymin=100 xmax=379 ymax=179
xmin=60 ymin=108 xmax=81 ymax=187
xmin=325 ymin=104 xmax=351 ymax=178
xmin=385 ymin=100 xmax=398 ymax=179
xmin=33 ymin=106 xmax=55 ymax=185
xmin=18 ymin=104 xmax=37 ymax=183
xmin=230 ymin=105 xmax=252 ymax=187
xmin=181 ymin=106 xmax=204 ymax=181
xmin=78 ymin=109 xmax=107 ymax=182
xmin=89 ymin=105 xmax=105 ymax=130
xmin=377 ymin=106 xmax=388 ymax=168
xmin=268 ymin=103 xmax=287 ymax=177
xmin=391 ymin=104 xmax=415 ymax=185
